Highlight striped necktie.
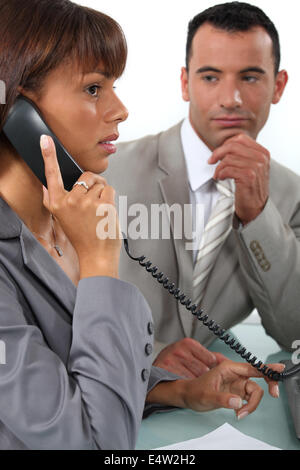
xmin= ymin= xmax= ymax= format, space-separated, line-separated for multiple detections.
xmin=192 ymin=179 xmax=235 ymax=308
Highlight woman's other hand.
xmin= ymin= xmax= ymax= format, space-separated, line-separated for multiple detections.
xmin=147 ymin=360 xmax=285 ymax=420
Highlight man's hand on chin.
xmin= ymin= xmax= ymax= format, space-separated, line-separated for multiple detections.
xmin=208 ymin=133 xmax=270 ymax=225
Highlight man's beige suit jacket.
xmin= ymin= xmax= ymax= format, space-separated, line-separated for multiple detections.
xmin=104 ymin=121 xmax=300 ymax=355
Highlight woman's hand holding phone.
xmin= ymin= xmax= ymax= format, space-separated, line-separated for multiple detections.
xmin=40 ymin=134 xmax=122 ymax=279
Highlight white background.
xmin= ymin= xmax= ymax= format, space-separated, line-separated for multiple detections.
xmin=77 ymin=0 xmax=300 ymax=174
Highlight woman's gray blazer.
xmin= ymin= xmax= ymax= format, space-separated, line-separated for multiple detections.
xmin=0 ymin=196 xmax=178 ymax=450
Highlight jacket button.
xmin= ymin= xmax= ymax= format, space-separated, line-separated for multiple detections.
xmin=256 ymin=253 xmax=265 ymax=262
xmin=261 ymin=261 xmax=271 ymax=272
xmin=145 ymin=343 xmax=153 ymax=356
xmin=147 ymin=322 xmax=154 ymax=335
xmin=250 ymin=241 xmax=261 ymax=253
xmin=141 ymin=369 xmax=149 ymax=382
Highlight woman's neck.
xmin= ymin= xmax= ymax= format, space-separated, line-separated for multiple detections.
xmin=0 ymin=147 xmax=54 ymax=236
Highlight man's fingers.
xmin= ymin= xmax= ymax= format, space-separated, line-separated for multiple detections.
xmin=214 ymin=152 xmax=264 ymax=178
xmin=213 ymin=352 xmax=228 ymax=365
xmin=161 ymin=362 xmax=197 ymax=379
xmin=184 ymin=339 xmax=217 ymax=368
xmin=180 ymin=357 xmax=209 ymax=377
xmin=157 ymin=355 xmax=210 ymax=378
xmin=153 ymin=340 xmax=224 ymax=378
xmin=211 ymin=142 xmax=259 ymax=163
xmin=208 ymin=136 xmax=270 ymax=165
xmin=225 ymin=133 xmax=270 ymax=156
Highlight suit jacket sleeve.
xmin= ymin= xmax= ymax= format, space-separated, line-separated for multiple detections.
xmin=0 ymin=268 xmax=178 ymax=450
xmin=234 ymin=196 xmax=300 ymax=350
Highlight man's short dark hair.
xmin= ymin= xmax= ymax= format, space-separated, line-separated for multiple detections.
xmin=186 ymin=2 xmax=280 ymax=75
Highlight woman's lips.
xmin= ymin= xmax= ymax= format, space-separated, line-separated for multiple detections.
xmin=98 ymin=141 xmax=117 ymax=154
xmin=98 ymin=134 xmax=119 ymax=154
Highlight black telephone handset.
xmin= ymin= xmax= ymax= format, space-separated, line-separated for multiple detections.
xmin=2 ymin=95 xmax=83 ymax=190
xmin=123 ymin=237 xmax=300 ymax=383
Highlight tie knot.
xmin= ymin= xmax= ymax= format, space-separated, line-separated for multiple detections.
xmin=215 ymin=179 xmax=235 ymax=198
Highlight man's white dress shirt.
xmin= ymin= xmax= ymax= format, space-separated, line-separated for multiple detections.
xmin=180 ymin=118 xmax=221 ymax=262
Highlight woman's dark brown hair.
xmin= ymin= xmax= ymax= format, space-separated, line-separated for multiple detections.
xmin=0 ymin=0 xmax=127 ymax=149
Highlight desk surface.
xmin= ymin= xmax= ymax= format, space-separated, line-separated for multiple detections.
xmin=136 ymin=323 xmax=300 ymax=450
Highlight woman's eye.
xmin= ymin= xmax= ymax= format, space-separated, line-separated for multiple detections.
xmin=87 ymin=85 xmax=101 ymax=97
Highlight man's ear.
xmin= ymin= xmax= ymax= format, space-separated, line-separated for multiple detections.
xmin=272 ymin=70 xmax=288 ymax=104
xmin=180 ymin=67 xmax=190 ymax=102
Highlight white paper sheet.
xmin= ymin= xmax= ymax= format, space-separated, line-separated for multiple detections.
xmin=155 ymin=423 xmax=280 ymax=450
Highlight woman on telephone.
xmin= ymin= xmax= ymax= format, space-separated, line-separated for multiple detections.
xmin=0 ymin=0 xmax=283 ymax=449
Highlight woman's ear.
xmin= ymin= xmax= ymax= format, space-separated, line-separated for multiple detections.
xmin=16 ymin=86 xmax=36 ymax=101
xmin=16 ymin=85 xmax=22 ymax=97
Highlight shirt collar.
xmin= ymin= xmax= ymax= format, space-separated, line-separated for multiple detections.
xmin=180 ymin=117 xmax=218 ymax=192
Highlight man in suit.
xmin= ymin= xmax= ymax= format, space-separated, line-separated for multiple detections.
xmin=104 ymin=2 xmax=300 ymax=379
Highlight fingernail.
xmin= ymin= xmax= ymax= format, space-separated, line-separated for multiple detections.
xmin=229 ymin=397 xmax=243 ymax=409
xmin=273 ymin=385 xmax=279 ymax=398
xmin=40 ymin=135 xmax=49 ymax=150
xmin=210 ymin=354 xmax=217 ymax=367
xmin=237 ymin=411 xmax=249 ymax=420
xmin=207 ymin=156 xmax=213 ymax=164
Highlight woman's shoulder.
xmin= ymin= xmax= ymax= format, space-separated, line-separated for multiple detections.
xmin=0 ymin=196 xmax=23 ymax=239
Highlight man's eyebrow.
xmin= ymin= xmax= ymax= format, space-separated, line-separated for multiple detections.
xmin=239 ymin=67 xmax=266 ymax=74
xmin=196 ymin=66 xmax=222 ymax=74
xmin=195 ymin=66 xmax=266 ymax=74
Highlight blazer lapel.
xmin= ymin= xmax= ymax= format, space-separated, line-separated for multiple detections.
xmin=156 ymin=124 xmax=240 ymax=338
xmin=157 ymin=122 xmax=195 ymax=337
xmin=0 ymin=196 xmax=76 ymax=317
xmin=20 ymin=223 xmax=76 ymax=316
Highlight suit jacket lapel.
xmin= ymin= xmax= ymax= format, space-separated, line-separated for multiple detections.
xmin=156 ymin=123 xmax=240 ymax=338
xmin=20 ymin=223 xmax=76 ymax=316
xmin=196 ymin=230 xmax=239 ymax=314
xmin=0 ymin=196 xmax=76 ymax=318
xmin=157 ymin=122 xmax=195 ymax=337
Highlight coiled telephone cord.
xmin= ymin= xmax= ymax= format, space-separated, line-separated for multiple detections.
xmin=123 ymin=237 xmax=300 ymax=382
